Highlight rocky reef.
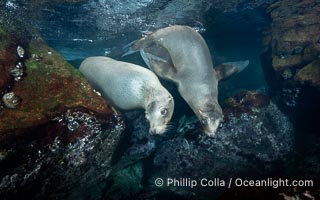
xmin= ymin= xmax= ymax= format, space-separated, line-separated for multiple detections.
xmin=0 ymin=16 xmax=125 ymax=199
xmin=295 ymin=59 xmax=320 ymax=87
xmin=224 ymin=91 xmax=270 ymax=116
xmin=261 ymin=3 xmax=320 ymax=184
xmin=264 ymin=0 xmax=320 ymax=73
xmin=105 ymin=91 xmax=294 ymax=199
xmin=262 ymin=0 xmax=320 ymax=107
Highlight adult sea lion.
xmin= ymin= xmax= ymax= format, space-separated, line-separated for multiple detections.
xmin=79 ymin=56 xmax=174 ymax=135
xmin=123 ymin=25 xmax=249 ymax=137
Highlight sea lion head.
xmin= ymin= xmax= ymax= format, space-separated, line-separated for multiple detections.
xmin=145 ymin=94 xmax=174 ymax=135
xmin=197 ymin=101 xmax=223 ymax=137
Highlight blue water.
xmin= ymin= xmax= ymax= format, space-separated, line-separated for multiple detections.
xmin=43 ymin=9 xmax=269 ymax=103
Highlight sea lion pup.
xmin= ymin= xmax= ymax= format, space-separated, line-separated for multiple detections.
xmin=123 ymin=25 xmax=249 ymax=137
xmin=79 ymin=56 xmax=174 ymax=135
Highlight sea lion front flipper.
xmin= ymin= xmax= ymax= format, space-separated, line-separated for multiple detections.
xmin=140 ymin=41 xmax=177 ymax=81
xmin=214 ymin=60 xmax=249 ymax=81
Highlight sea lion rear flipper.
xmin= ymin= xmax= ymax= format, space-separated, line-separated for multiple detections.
xmin=214 ymin=60 xmax=249 ymax=81
xmin=122 ymin=38 xmax=146 ymax=57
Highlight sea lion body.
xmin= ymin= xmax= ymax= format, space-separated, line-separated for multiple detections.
xmin=79 ymin=56 xmax=174 ymax=135
xmin=124 ymin=25 xmax=249 ymax=137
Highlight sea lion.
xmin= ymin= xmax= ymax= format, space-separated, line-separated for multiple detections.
xmin=79 ymin=56 xmax=174 ymax=135
xmin=123 ymin=25 xmax=249 ymax=137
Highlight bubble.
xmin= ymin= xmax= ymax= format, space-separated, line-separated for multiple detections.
xmin=5 ymin=1 xmax=18 ymax=9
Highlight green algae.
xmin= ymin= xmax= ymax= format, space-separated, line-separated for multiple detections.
xmin=0 ymin=24 xmax=9 ymax=50
xmin=68 ymin=64 xmax=84 ymax=78
xmin=0 ymin=17 xmax=112 ymax=132
xmin=26 ymin=59 xmax=39 ymax=71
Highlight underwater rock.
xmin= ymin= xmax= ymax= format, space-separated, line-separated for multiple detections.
xmin=219 ymin=183 xmax=320 ymax=200
xmin=0 ymin=15 xmax=125 ymax=200
xmin=261 ymin=0 xmax=320 ymax=113
xmin=114 ymin=110 xmax=158 ymax=168
xmin=0 ymin=25 xmax=112 ymax=134
xmin=105 ymin=161 xmax=144 ymax=199
xmin=294 ymin=134 xmax=320 ymax=178
xmin=294 ymin=59 xmax=320 ymax=88
xmin=281 ymin=68 xmax=293 ymax=80
xmin=100 ymin=110 xmax=158 ymax=199
xmin=0 ymin=66 xmax=11 ymax=95
xmin=177 ymin=115 xmax=199 ymax=134
xmin=0 ymin=37 xmax=18 ymax=94
xmin=281 ymin=87 xmax=301 ymax=107
xmin=224 ymin=91 xmax=270 ymax=116
xmin=146 ymin=101 xmax=293 ymax=198
xmin=272 ymin=55 xmax=302 ymax=71
xmin=262 ymin=0 xmax=320 ymax=87
xmin=0 ymin=110 xmax=125 ymax=200
xmin=0 ymin=151 xmax=8 ymax=161
xmin=109 ymin=91 xmax=290 ymax=199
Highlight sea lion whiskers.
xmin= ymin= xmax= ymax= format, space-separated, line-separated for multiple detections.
xmin=166 ymin=122 xmax=177 ymax=131
xmin=198 ymin=103 xmax=223 ymax=136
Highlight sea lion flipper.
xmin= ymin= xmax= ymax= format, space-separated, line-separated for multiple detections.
xmin=122 ymin=38 xmax=146 ymax=57
xmin=140 ymin=42 xmax=177 ymax=81
xmin=214 ymin=60 xmax=249 ymax=81
xmin=141 ymin=50 xmax=167 ymax=67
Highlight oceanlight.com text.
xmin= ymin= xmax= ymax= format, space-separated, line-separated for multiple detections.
xmin=154 ymin=177 xmax=314 ymax=189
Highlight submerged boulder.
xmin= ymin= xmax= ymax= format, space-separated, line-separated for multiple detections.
xmin=261 ymin=0 xmax=320 ymax=101
xmin=0 ymin=17 xmax=119 ymax=138
xmin=294 ymin=59 xmax=320 ymax=88
xmin=261 ymin=0 xmax=320 ymax=115
xmin=0 ymin=16 xmax=125 ymax=199
xmin=224 ymin=91 xmax=270 ymax=116
xmin=102 ymin=110 xmax=159 ymax=199
xmin=147 ymin=102 xmax=293 ymax=198
xmin=106 ymin=91 xmax=294 ymax=199
xmin=264 ymin=0 xmax=320 ymax=72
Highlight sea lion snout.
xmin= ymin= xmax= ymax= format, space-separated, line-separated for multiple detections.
xmin=203 ymin=118 xmax=222 ymax=137
xmin=199 ymin=108 xmax=224 ymax=137
xmin=149 ymin=125 xmax=167 ymax=135
xmin=146 ymin=94 xmax=174 ymax=135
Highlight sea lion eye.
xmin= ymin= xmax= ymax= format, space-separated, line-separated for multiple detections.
xmin=161 ymin=108 xmax=168 ymax=116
